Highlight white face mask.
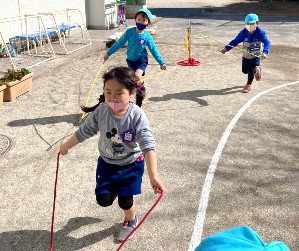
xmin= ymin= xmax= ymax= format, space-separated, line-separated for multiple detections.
xmin=106 ymin=98 xmax=130 ymax=112
xmin=245 ymin=24 xmax=256 ymax=33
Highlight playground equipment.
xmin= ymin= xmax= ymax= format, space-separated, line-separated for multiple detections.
xmin=177 ymin=21 xmax=201 ymax=67
xmin=39 ymin=9 xmax=92 ymax=55
xmin=0 ymin=14 xmax=56 ymax=72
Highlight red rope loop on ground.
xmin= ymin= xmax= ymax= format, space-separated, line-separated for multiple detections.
xmin=116 ymin=190 xmax=164 ymax=251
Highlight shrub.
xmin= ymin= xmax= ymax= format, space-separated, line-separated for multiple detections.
xmin=0 ymin=68 xmax=30 ymax=84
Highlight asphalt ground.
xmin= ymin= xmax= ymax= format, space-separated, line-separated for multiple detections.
xmin=0 ymin=1 xmax=298 ymax=250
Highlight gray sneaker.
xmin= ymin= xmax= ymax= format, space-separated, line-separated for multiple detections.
xmin=118 ymin=216 xmax=138 ymax=241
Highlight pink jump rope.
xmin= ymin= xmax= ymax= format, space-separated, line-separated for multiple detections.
xmin=50 ymin=152 xmax=164 ymax=251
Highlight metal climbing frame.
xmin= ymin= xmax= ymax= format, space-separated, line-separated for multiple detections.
xmin=39 ymin=9 xmax=92 ymax=54
xmin=0 ymin=14 xmax=56 ymax=72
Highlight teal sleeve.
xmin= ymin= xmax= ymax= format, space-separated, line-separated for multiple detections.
xmin=261 ymin=32 xmax=270 ymax=54
xmin=146 ymin=34 xmax=165 ymax=66
xmin=107 ymin=30 xmax=128 ymax=56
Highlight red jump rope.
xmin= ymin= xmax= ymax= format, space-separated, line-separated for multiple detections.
xmin=49 ymin=153 xmax=164 ymax=251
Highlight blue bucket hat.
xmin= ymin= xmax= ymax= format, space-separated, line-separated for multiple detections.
xmin=138 ymin=8 xmax=153 ymax=21
xmin=195 ymin=226 xmax=291 ymax=251
xmin=245 ymin=13 xmax=259 ymax=23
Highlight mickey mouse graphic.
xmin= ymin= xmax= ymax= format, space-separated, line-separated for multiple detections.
xmin=106 ymin=128 xmax=126 ymax=157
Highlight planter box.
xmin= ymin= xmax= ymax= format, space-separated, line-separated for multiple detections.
xmin=3 ymin=73 xmax=33 ymax=102
xmin=0 ymin=85 xmax=7 ymax=107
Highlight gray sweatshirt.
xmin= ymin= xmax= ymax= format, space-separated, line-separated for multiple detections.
xmin=75 ymin=102 xmax=156 ymax=165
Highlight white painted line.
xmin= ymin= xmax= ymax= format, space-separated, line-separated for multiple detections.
xmin=188 ymin=81 xmax=299 ymax=251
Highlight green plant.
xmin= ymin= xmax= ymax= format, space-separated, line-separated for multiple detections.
xmin=20 ymin=67 xmax=30 ymax=76
xmin=0 ymin=68 xmax=30 ymax=84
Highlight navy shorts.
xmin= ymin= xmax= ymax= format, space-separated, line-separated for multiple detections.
xmin=126 ymin=56 xmax=148 ymax=75
xmin=242 ymin=57 xmax=261 ymax=70
xmin=95 ymin=157 xmax=145 ymax=197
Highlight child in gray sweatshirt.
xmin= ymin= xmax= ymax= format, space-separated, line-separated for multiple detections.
xmin=60 ymin=66 xmax=165 ymax=242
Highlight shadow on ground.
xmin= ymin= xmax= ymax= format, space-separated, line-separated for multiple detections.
xmin=148 ymin=86 xmax=243 ymax=106
xmin=7 ymin=113 xmax=82 ymax=127
xmin=0 ymin=217 xmax=121 ymax=251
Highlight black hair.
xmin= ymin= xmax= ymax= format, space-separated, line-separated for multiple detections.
xmin=81 ymin=66 xmax=138 ymax=113
xmin=135 ymin=11 xmax=151 ymax=24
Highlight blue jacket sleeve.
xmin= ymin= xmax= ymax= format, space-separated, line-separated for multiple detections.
xmin=260 ymin=31 xmax=270 ymax=55
xmin=106 ymin=30 xmax=129 ymax=56
xmin=225 ymin=30 xmax=245 ymax=51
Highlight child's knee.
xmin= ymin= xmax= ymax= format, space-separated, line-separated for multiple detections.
xmin=242 ymin=68 xmax=248 ymax=74
xmin=118 ymin=196 xmax=133 ymax=210
xmin=96 ymin=194 xmax=115 ymax=207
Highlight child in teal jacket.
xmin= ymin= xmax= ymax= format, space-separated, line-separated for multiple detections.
xmin=104 ymin=8 xmax=166 ymax=107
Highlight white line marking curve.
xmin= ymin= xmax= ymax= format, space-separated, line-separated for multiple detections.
xmin=188 ymin=81 xmax=299 ymax=251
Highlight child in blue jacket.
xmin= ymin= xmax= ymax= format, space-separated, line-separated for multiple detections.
xmin=104 ymin=8 xmax=166 ymax=106
xmin=221 ymin=13 xmax=270 ymax=93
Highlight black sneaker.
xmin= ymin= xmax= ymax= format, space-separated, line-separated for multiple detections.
xmin=118 ymin=216 xmax=138 ymax=241
xmin=136 ymin=85 xmax=146 ymax=107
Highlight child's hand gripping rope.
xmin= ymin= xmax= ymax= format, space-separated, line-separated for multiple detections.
xmin=193 ymin=33 xmax=262 ymax=58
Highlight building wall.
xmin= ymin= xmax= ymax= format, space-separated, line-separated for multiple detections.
xmin=1 ymin=0 xmax=121 ymax=30
xmin=1 ymin=0 xmax=87 ymax=23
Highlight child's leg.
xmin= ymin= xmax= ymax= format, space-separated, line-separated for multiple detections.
xmin=96 ymin=193 xmax=116 ymax=207
xmin=242 ymin=58 xmax=252 ymax=93
xmin=253 ymin=57 xmax=262 ymax=81
xmin=118 ymin=196 xmax=138 ymax=241
xmin=123 ymin=204 xmax=136 ymax=220
xmin=95 ymin=157 xmax=117 ymax=206
xmin=117 ymin=159 xmax=144 ymax=241
xmin=135 ymin=69 xmax=144 ymax=80
xmin=242 ymin=58 xmax=261 ymax=85
xmin=135 ymin=69 xmax=146 ymax=107
xmin=118 ymin=196 xmax=136 ymax=220
xmin=247 ymin=63 xmax=256 ymax=85
xmin=242 ymin=58 xmax=250 ymax=79
xmin=126 ymin=57 xmax=148 ymax=107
